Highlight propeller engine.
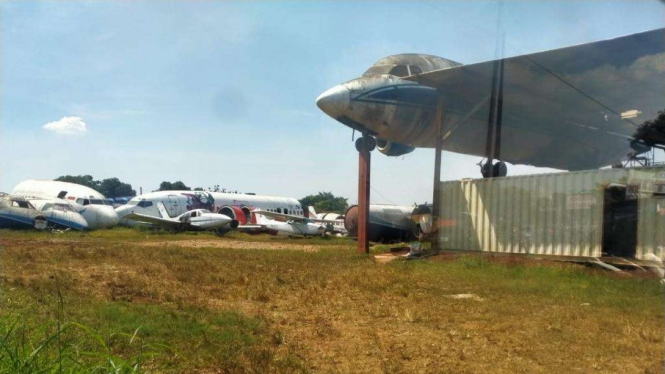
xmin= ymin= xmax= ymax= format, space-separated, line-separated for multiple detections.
xmin=376 ymin=138 xmax=415 ymax=157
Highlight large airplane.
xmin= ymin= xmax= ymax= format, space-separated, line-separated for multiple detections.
xmin=316 ymin=28 xmax=665 ymax=175
xmin=0 ymin=194 xmax=48 ymax=230
xmin=123 ymin=201 xmax=239 ymax=232
xmin=12 ymin=180 xmax=119 ymax=229
xmin=116 ymin=190 xmax=304 ymax=230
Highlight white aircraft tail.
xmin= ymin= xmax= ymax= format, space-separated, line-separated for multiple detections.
xmin=157 ymin=201 xmax=171 ymax=218
xmin=308 ymin=206 xmax=317 ymax=218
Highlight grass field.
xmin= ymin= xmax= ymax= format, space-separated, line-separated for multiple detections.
xmin=1 ymin=228 xmax=663 ymax=373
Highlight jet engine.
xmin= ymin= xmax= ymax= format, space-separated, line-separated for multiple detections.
xmin=376 ymin=138 xmax=415 ymax=156
xmin=217 ymin=206 xmax=253 ymax=225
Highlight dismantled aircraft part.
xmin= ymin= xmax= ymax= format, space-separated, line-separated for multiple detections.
xmin=218 ymin=205 xmax=248 ymax=224
xmin=0 ymin=195 xmax=50 ymax=230
xmin=411 ymin=204 xmax=434 ymax=237
xmin=317 ymin=29 xmax=665 ymax=171
xmin=355 ymin=136 xmax=376 ymax=152
xmin=345 ymin=204 xmax=415 ymax=243
xmin=376 ymin=138 xmax=415 ymax=156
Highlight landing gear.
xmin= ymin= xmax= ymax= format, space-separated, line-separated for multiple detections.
xmin=355 ymin=136 xmax=376 ymax=152
xmin=480 ymin=160 xmax=507 ymax=178
xmin=356 ymin=135 xmax=373 ymax=254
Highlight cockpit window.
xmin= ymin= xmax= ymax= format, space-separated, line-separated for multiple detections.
xmin=408 ymin=65 xmax=422 ymax=75
xmin=368 ymin=87 xmax=398 ymax=101
xmin=190 ymin=211 xmax=199 ymax=217
xmin=362 ymin=65 xmax=394 ymax=77
xmin=82 ymin=199 xmax=90 ymax=206
xmin=128 ymin=200 xmax=139 ymax=206
xmin=388 ymin=65 xmax=409 ymax=77
xmin=137 ymin=200 xmax=153 ymax=208
xmin=90 ymin=199 xmax=103 ymax=205
xmin=54 ymin=204 xmax=75 ymax=212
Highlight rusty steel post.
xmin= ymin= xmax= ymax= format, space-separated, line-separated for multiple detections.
xmin=431 ymin=92 xmax=445 ymax=252
xmin=357 ymin=136 xmax=372 ymax=254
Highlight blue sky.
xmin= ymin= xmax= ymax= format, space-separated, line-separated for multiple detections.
xmin=1 ymin=1 xmax=663 ymax=205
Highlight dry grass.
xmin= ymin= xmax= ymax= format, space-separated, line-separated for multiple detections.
xmin=1 ymin=228 xmax=663 ymax=373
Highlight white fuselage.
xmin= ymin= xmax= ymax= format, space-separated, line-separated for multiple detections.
xmin=255 ymin=214 xmax=325 ymax=236
xmin=116 ymin=191 xmax=304 ymax=226
xmin=12 ymin=180 xmax=119 ymax=229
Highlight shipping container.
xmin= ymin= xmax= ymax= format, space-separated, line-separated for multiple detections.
xmin=437 ymin=166 xmax=665 ymax=261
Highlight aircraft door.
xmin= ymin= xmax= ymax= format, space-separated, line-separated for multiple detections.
xmin=167 ymin=195 xmax=180 ymax=217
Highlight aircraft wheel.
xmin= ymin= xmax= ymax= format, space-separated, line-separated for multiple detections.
xmin=215 ymin=228 xmax=230 ymax=236
xmin=493 ymin=161 xmax=508 ymax=177
xmin=355 ymin=136 xmax=376 ymax=152
xmin=480 ymin=162 xmax=492 ymax=178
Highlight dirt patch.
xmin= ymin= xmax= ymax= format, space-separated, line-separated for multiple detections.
xmin=139 ymin=239 xmax=321 ymax=252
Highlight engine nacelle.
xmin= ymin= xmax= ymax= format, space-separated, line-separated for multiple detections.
xmin=376 ymin=138 xmax=415 ymax=157
xmin=217 ymin=205 xmax=253 ymax=225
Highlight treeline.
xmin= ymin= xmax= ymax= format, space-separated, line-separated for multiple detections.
xmin=55 ymin=175 xmax=135 ymax=198
xmin=299 ymin=191 xmax=348 ymax=214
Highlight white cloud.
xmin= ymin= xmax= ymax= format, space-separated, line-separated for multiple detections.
xmin=43 ymin=116 xmax=89 ymax=135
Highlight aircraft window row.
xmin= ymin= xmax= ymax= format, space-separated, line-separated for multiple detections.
xmin=264 ymin=208 xmax=303 ymax=215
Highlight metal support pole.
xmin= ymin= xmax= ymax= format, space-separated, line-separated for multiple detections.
xmin=432 ymin=92 xmax=445 ymax=252
xmin=357 ymin=137 xmax=371 ymax=254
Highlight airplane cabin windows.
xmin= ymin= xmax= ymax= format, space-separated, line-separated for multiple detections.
xmin=277 ymin=208 xmax=281 ymax=213
xmin=284 ymin=208 xmax=289 ymax=215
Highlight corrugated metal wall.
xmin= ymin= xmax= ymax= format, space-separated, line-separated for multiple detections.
xmin=438 ymin=167 xmax=665 ymax=259
xmin=629 ymin=168 xmax=665 ymax=260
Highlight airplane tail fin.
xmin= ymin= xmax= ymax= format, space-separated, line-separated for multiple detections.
xmin=308 ymin=206 xmax=317 ymax=218
xmin=157 ymin=201 xmax=171 ymax=218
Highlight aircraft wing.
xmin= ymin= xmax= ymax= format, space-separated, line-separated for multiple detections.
xmin=253 ymin=209 xmax=309 ymax=223
xmin=406 ymin=28 xmax=665 ymax=170
xmin=124 ymin=212 xmax=183 ymax=230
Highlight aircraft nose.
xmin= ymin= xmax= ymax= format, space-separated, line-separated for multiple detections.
xmin=115 ymin=206 xmax=132 ymax=219
xmin=316 ymin=84 xmax=350 ymax=119
xmin=98 ymin=208 xmax=120 ymax=228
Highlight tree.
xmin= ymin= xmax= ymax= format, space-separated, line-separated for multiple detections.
xmin=54 ymin=175 xmax=136 ymax=198
xmin=98 ymin=178 xmax=136 ymax=198
xmin=55 ymin=175 xmax=99 ymax=190
xmin=157 ymin=181 xmax=191 ymax=191
xmin=299 ymin=192 xmax=348 ymax=214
